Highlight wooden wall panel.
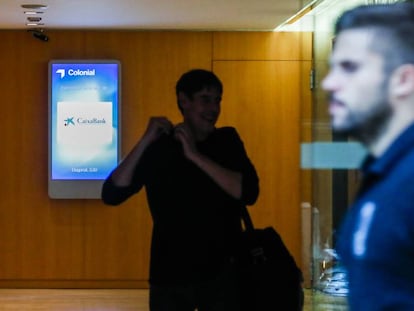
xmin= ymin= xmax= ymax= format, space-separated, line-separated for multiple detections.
xmin=0 ymin=30 xmax=213 ymax=287
xmin=213 ymin=31 xmax=312 ymax=61
xmin=0 ymin=30 xmax=311 ymax=288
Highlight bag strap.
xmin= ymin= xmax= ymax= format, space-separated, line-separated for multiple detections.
xmin=241 ymin=206 xmax=269 ymax=262
xmin=240 ymin=205 xmax=255 ymax=232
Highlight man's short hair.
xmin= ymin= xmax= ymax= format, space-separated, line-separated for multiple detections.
xmin=335 ymin=3 xmax=414 ymax=74
xmin=176 ymin=69 xmax=223 ymax=100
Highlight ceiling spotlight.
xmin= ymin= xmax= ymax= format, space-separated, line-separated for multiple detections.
xmin=27 ymin=28 xmax=49 ymax=42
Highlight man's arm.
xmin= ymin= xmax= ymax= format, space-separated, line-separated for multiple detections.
xmin=174 ymin=124 xmax=258 ymax=203
xmin=110 ymin=117 xmax=173 ymax=187
xmin=189 ymin=151 xmax=243 ymax=199
xmin=101 ymin=117 xmax=173 ymax=205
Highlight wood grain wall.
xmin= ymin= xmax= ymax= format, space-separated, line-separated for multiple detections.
xmin=0 ymin=30 xmax=312 ymax=288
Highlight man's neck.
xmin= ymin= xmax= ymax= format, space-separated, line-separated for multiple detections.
xmin=368 ymin=113 xmax=414 ymax=157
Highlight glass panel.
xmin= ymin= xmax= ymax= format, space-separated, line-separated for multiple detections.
xmin=300 ymin=0 xmax=407 ymax=308
xmin=308 ymin=0 xmax=367 ymax=308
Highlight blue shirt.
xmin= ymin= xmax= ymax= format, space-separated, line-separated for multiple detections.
xmin=337 ymin=124 xmax=414 ymax=311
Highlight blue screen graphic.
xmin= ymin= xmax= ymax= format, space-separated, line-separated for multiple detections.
xmin=50 ymin=62 xmax=119 ymax=180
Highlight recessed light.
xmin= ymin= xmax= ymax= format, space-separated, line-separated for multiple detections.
xmin=24 ymin=11 xmax=44 ymax=15
xmin=21 ymin=4 xmax=48 ymax=10
xmin=26 ymin=22 xmax=44 ymax=26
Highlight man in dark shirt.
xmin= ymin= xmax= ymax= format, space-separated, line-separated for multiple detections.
xmin=102 ymin=69 xmax=259 ymax=311
xmin=322 ymin=3 xmax=414 ymax=310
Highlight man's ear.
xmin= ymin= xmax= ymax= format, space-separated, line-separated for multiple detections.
xmin=390 ymin=64 xmax=414 ymax=99
xmin=177 ymin=91 xmax=189 ymax=111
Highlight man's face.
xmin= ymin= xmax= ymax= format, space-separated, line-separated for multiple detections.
xmin=322 ymin=29 xmax=391 ymax=138
xmin=180 ymin=86 xmax=221 ymax=139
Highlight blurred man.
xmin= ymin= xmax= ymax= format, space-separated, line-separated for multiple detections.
xmin=322 ymin=3 xmax=414 ymax=310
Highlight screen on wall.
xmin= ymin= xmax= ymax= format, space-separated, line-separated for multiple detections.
xmin=48 ymin=60 xmax=121 ymax=199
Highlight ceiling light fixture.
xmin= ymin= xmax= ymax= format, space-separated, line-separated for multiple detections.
xmin=26 ymin=22 xmax=44 ymax=26
xmin=274 ymin=0 xmax=321 ymax=31
xmin=21 ymin=4 xmax=48 ymax=10
xmin=274 ymin=0 xmax=364 ymax=32
xmin=27 ymin=17 xmax=42 ymax=22
xmin=24 ymin=11 xmax=44 ymax=15
xmin=22 ymin=4 xmax=47 ymax=29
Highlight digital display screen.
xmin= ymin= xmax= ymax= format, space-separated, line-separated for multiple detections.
xmin=48 ymin=60 xmax=121 ymax=198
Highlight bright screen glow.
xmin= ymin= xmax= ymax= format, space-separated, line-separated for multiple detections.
xmin=50 ymin=61 xmax=120 ymax=180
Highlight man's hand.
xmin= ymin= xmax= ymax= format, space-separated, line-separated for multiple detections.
xmin=174 ymin=123 xmax=198 ymax=160
xmin=143 ymin=117 xmax=174 ymax=144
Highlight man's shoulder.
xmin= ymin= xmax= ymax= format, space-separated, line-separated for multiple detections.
xmin=209 ymin=126 xmax=241 ymax=143
xmin=393 ymin=143 xmax=414 ymax=174
xmin=393 ymin=146 xmax=414 ymax=184
xmin=214 ymin=126 xmax=238 ymax=136
xmin=200 ymin=127 xmax=241 ymax=150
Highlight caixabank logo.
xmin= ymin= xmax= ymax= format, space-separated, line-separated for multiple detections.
xmin=63 ymin=116 xmax=107 ymax=127
xmin=64 ymin=117 xmax=75 ymax=126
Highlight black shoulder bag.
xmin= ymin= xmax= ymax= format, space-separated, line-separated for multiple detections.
xmin=237 ymin=206 xmax=304 ymax=311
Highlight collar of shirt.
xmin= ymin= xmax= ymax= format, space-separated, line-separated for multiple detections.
xmin=355 ymin=123 xmax=414 ymax=198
